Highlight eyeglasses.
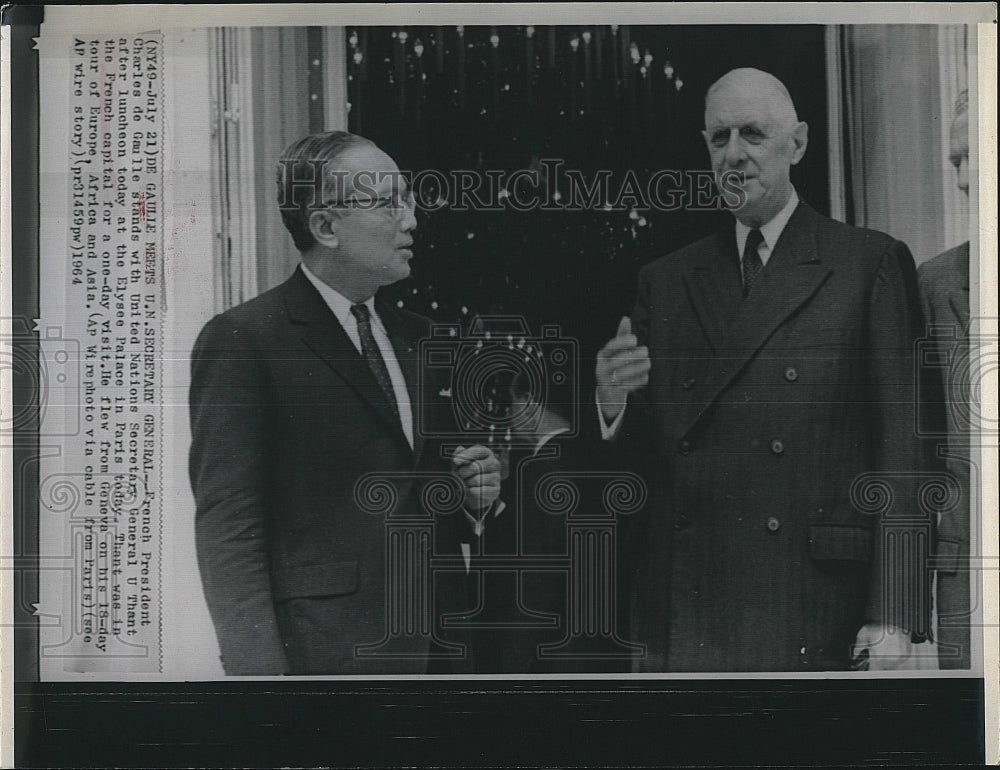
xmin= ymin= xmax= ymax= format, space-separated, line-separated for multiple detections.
xmin=334 ymin=190 xmax=416 ymax=218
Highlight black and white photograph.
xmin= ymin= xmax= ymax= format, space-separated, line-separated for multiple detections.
xmin=2 ymin=3 xmax=996 ymax=766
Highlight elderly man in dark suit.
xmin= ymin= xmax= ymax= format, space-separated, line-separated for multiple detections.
xmin=918 ymin=90 xmax=972 ymax=670
xmin=596 ymin=68 xmax=931 ymax=672
xmin=189 ymin=131 xmax=500 ymax=675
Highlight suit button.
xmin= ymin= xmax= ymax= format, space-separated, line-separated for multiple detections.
xmin=770 ymin=439 xmax=784 ymax=455
xmin=678 ymin=440 xmax=692 ymax=456
xmin=681 ymin=377 xmax=696 ymax=390
xmin=766 ymin=516 xmax=781 ymax=532
xmin=784 ymin=367 xmax=798 ymax=382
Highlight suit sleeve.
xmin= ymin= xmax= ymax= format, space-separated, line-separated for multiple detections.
xmin=612 ymin=265 xmax=659 ymax=461
xmin=916 ymin=264 xmax=952 ymax=443
xmin=587 ymin=266 xmax=659 ymax=665
xmin=917 ymin=260 xmax=971 ymax=666
xmin=864 ymin=241 xmax=933 ymax=636
xmin=189 ymin=314 xmax=288 ymax=675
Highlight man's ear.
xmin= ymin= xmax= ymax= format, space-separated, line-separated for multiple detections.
xmin=790 ymin=121 xmax=809 ymax=166
xmin=308 ymin=209 xmax=339 ymax=249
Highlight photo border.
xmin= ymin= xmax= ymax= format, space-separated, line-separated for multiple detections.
xmin=3 ymin=3 xmax=996 ymax=766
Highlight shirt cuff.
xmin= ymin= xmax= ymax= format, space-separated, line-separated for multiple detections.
xmin=596 ymin=396 xmax=626 ymax=440
xmin=463 ymin=499 xmax=506 ymax=536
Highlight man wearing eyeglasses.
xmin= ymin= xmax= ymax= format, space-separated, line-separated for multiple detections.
xmin=188 ymin=131 xmax=500 ymax=675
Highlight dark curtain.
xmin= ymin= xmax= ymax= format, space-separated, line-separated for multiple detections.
xmin=349 ymin=25 xmax=829 ymax=378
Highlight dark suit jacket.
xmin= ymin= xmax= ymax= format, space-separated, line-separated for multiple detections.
xmin=918 ymin=241 xmax=971 ymax=669
xmin=189 ymin=266 xmax=455 ymax=675
xmin=447 ymin=438 xmax=632 ymax=673
xmin=445 ymin=443 xmax=567 ymax=674
xmin=617 ymin=201 xmax=930 ymax=672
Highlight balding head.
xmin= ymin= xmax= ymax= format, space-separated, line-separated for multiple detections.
xmin=702 ymin=68 xmax=808 ymax=227
xmin=705 ymin=68 xmax=799 ymax=132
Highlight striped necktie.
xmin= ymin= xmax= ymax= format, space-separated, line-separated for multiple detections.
xmin=350 ymin=303 xmax=400 ymax=421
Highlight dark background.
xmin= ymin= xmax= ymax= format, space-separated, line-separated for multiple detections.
xmin=15 ymin=680 xmax=986 ymax=767
xmin=351 ymin=24 xmax=829 ymax=378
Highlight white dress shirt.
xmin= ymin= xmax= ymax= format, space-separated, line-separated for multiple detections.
xmin=598 ymin=188 xmax=801 ymax=439
xmin=301 ymin=262 xmax=414 ymax=449
xmin=303 ymin=264 xmax=501 ymax=550
xmin=734 ymin=187 xmax=800 ymax=276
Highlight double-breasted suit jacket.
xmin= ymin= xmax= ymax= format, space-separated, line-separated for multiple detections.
xmin=189 ymin=266 xmax=457 ymax=675
xmin=618 ymin=201 xmax=930 ymax=672
xmin=918 ymin=241 xmax=972 ymax=669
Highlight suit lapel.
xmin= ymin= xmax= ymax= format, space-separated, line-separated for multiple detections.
xmin=281 ymin=268 xmax=414 ymax=456
xmin=682 ymin=203 xmax=832 ymax=436
xmin=947 ymin=290 xmax=970 ymax=335
xmin=681 ymin=230 xmax=743 ymax=352
xmin=948 ymin=242 xmax=971 ymax=334
xmin=377 ymin=297 xmax=428 ymax=467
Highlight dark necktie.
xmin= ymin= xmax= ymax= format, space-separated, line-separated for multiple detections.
xmin=742 ymin=228 xmax=765 ymax=297
xmin=350 ymin=303 xmax=400 ymax=421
